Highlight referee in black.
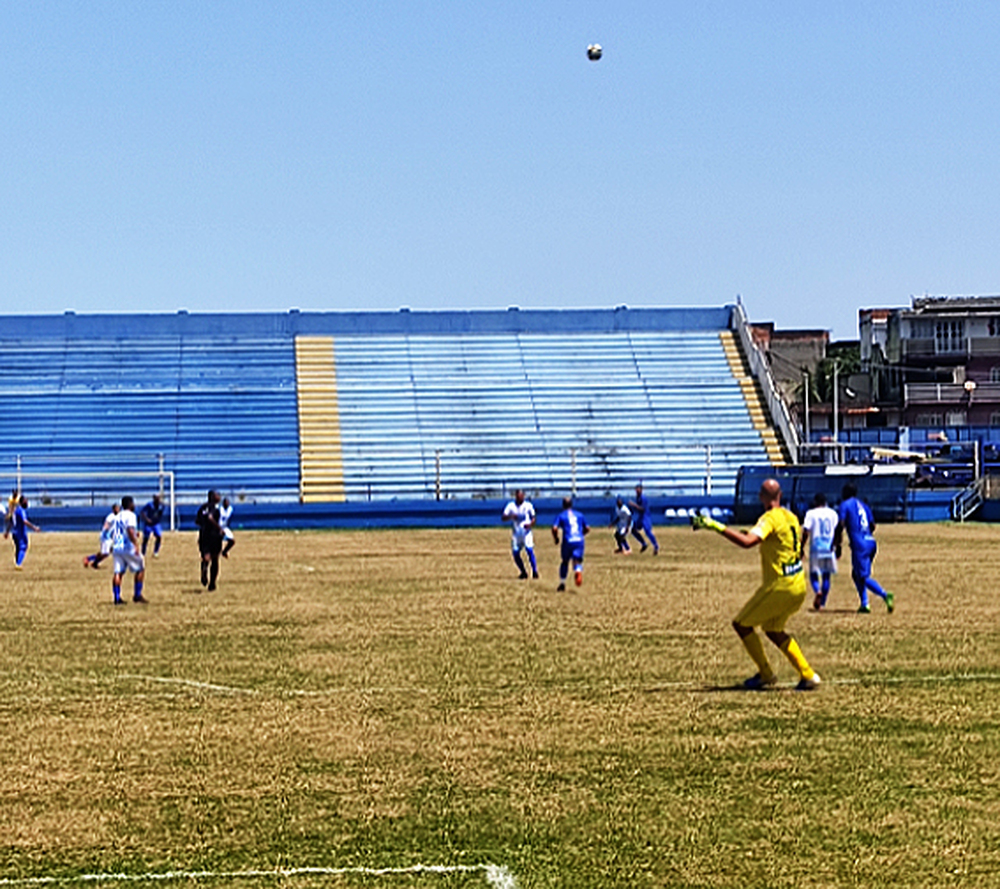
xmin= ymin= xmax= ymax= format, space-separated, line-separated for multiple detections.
xmin=195 ymin=489 xmax=224 ymax=591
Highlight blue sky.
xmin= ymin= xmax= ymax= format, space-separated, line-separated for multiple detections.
xmin=3 ymin=1 xmax=1000 ymax=339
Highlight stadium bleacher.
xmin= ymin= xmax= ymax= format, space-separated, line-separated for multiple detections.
xmin=0 ymin=306 xmax=781 ymax=508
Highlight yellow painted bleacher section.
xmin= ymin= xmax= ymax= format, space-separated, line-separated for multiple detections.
xmin=719 ymin=330 xmax=787 ymax=466
xmin=295 ymin=336 xmax=345 ymax=502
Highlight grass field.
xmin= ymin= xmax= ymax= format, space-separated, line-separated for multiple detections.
xmin=2 ymin=522 xmax=1000 ymax=888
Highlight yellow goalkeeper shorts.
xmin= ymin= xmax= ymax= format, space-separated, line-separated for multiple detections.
xmin=734 ymin=576 xmax=808 ymax=632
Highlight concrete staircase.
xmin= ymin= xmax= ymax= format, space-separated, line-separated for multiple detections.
xmin=719 ymin=330 xmax=789 ymax=466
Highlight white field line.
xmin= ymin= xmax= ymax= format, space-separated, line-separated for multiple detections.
xmin=118 ymin=671 xmax=1000 ymax=697
xmin=118 ymin=675 xmax=258 ymax=695
xmin=5 ymin=671 xmax=1000 ymax=709
xmin=0 ymin=864 xmax=518 ymax=888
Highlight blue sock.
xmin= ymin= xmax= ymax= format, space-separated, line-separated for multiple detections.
xmin=527 ymin=549 xmax=537 ymax=573
xmin=866 ymin=578 xmax=888 ymax=601
xmin=113 ymin=584 xmax=121 ymax=603
xmin=810 ymin=573 xmax=821 ymax=594
xmin=513 ymin=552 xmax=526 ymax=575
xmin=134 ymin=580 xmax=143 ymax=601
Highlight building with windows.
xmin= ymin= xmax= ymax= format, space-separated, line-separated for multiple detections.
xmin=861 ymin=295 xmax=1000 ymax=432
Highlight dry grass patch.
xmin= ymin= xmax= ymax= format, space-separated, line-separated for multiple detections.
xmin=1 ymin=523 xmax=999 ymax=886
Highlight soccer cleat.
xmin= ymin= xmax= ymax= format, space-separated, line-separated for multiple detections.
xmin=207 ymin=584 xmax=216 ymax=592
xmin=795 ymin=673 xmax=822 ymax=691
xmin=743 ymin=672 xmax=778 ymax=691
xmin=556 ymin=583 xmax=566 ymax=592
xmin=518 ymin=572 xmax=528 ymax=580
xmin=857 ymin=605 xmax=871 ymax=614
xmin=133 ymin=595 xmax=148 ymax=604
xmin=885 ymin=591 xmax=895 ymax=613
xmin=574 ymin=569 xmax=583 ymax=587
xmin=812 ymin=595 xmax=823 ymax=611
xmin=653 ymin=547 xmax=659 ymax=556
xmin=200 ymin=564 xmax=208 ymax=587
xmin=532 ymin=571 xmax=539 ymax=579
xmin=640 ymin=543 xmax=648 ymax=552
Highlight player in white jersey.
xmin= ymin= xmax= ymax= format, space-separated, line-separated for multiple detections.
xmin=83 ymin=502 xmax=120 ymax=569
xmin=609 ymin=496 xmax=632 ymax=554
xmin=219 ymin=497 xmax=236 ymax=558
xmin=501 ymin=489 xmax=539 ymax=579
xmin=110 ymin=496 xmax=147 ymax=605
xmin=802 ymin=492 xmax=839 ymax=611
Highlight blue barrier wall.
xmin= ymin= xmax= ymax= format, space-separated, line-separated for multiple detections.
xmin=21 ymin=494 xmax=737 ymax=533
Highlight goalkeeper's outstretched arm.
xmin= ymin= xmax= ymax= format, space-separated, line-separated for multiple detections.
xmin=691 ymin=514 xmax=759 ymax=549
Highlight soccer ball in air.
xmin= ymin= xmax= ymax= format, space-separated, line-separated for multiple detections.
xmin=587 ymin=44 xmax=602 ymax=61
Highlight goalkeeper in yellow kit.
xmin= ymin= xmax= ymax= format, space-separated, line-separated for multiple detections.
xmin=692 ymin=478 xmax=821 ymax=691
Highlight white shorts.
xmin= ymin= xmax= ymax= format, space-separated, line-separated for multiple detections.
xmin=511 ymin=529 xmax=534 ymax=551
xmin=223 ymin=528 xmax=235 ymax=541
xmin=810 ymin=554 xmax=837 ymax=575
xmin=100 ymin=538 xmax=114 ymax=555
xmin=113 ymin=551 xmax=145 ymax=575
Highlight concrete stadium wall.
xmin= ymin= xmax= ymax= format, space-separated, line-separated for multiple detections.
xmin=0 ymin=305 xmax=735 ymax=339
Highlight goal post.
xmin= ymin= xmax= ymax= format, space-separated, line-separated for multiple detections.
xmin=0 ymin=470 xmax=177 ymax=531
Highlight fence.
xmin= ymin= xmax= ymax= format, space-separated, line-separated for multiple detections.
xmin=1 ymin=442 xmax=753 ymax=510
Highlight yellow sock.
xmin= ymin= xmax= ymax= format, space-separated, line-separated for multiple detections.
xmin=780 ymin=637 xmax=815 ymax=680
xmin=741 ymin=632 xmax=775 ymax=679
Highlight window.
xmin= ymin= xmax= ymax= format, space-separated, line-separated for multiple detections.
xmin=989 ymin=318 xmax=1000 ymax=337
xmin=911 ymin=319 xmax=934 ymax=339
xmin=990 ymin=367 xmax=1000 ymax=383
xmin=946 ymin=411 xmax=968 ymax=426
xmin=914 ymin=413 xmax=944 ymax=427
xmin=936 ymin=319 xmax=965 ymax=353
xmin=990 ymin=412 xmax=1000 ymax=427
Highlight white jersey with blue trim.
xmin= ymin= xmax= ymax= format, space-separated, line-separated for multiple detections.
xmin=803 ymin=505 xmax=839 ymax=556
xmin=111 ymin=509 xmax=139 ymax=554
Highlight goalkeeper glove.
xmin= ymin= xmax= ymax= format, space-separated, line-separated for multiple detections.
xmin=691 ymin=514 xmax=726 ymax=533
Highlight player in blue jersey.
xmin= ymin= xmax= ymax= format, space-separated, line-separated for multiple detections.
xmin=628 ymin=482 xmax=659 ymax=555
xmin=802 ymin=492 xmax=839 ymax=610
xmin=8 ymin=495 xmax=40 ymax=569
xmin=140 ymin=494 xmax=165 ymax=557
xmin=110 ymin=496 xmax=147 ymax=604
xmin=551 ymin=496 xmax=590 ymax=591
xmin=835 ymin=483 xmax=894 ymax=614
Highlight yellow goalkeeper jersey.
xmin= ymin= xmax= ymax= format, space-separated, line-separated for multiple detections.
xmin=750 ymin=506 xmax=804 ymax=588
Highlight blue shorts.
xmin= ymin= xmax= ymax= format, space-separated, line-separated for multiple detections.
xmin=143 ymin=523 xmax=163 ymax=538
xmin=561 ymin=542 xmax=585 ymax=563
xmin=850 ymin=537 xmax=877 ymax=579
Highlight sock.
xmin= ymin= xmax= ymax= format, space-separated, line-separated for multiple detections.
xmin=810 ymin=572 xmax=820 ymax=594
xmin=113 ymin=584 xmax=121 ymax=602
xmin=821 ymin=574 xmax=831 ymax=595
xmin=741 ymin=632 xmax=775 ymax=679
xmin=866 ymin=578 xmax=888 ymax=601
xmin=780 ymin=638 xmax=815 ymax=680
xmin=527 ymin=549 xmax=537 ymax=573
xmin=154 ymin=539 xmax=161 ymax=554
xmin=133 ymin=580 xmax=143 ymax=601
xmin=513 ymin=552 xmax=526 ymax=575
xmin=209 ymin=560 xmax=219 ymax=587
xmin=559 ymin=561 xmax=568 ymax=581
